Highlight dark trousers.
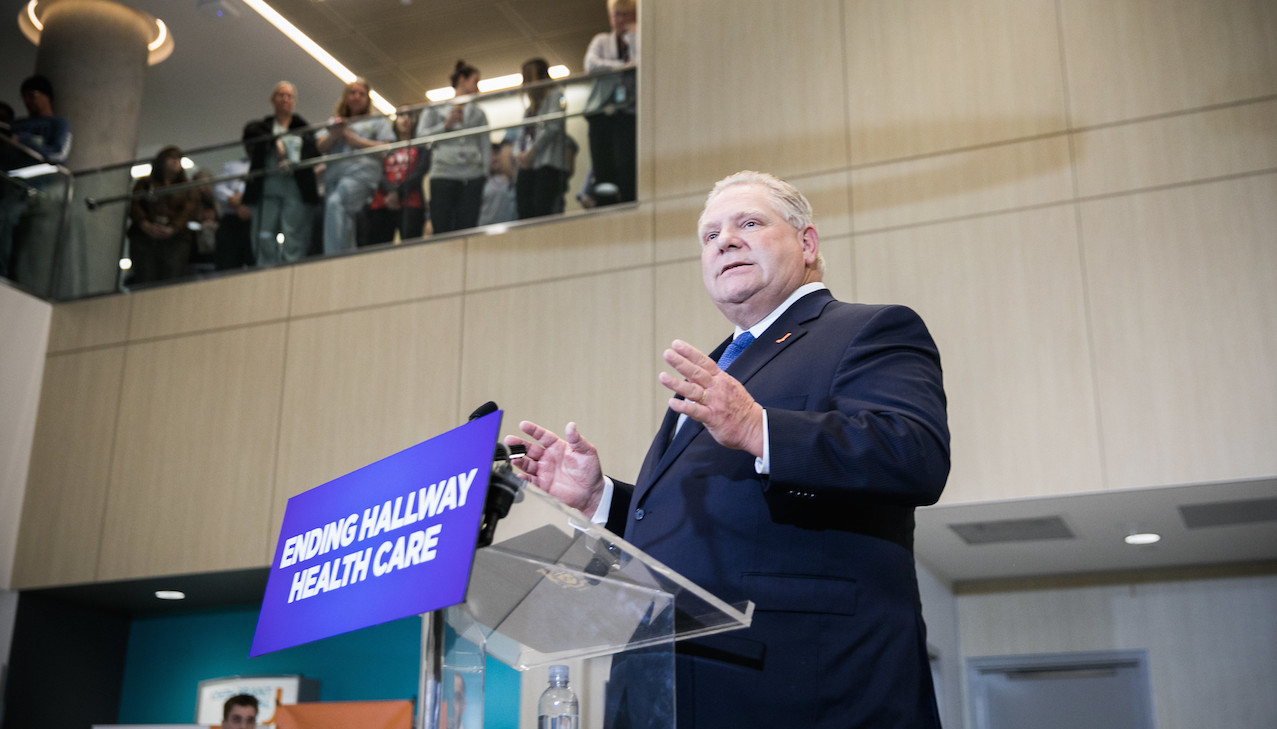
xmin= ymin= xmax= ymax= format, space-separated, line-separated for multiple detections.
xmin=429 ymin=177 xmax=485 ymax=234
xmin=129 ymin=233 xmax=191 ymax=286
xmin=587 ymin=112 xmax=637 ymax=204
xmin=366 ymin=206 xmax=427 ymax=245
xmin=214 ymin=213 xmax=254 ymax=270
xmin=516 ymin=167 xmax=568 ymax=220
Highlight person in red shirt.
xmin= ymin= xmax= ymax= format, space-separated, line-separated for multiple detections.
xmin=366 ymin=109 xmax=430 ymax=245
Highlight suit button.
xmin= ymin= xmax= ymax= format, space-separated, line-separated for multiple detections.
xmin=634 ymin=508 xmax=645 ymax=521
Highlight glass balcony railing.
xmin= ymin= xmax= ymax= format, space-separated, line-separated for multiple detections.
xmin=1 ymin=68 xmax=635 ymax=302
xmin=2 ymin=137 xmax=76 ymax=300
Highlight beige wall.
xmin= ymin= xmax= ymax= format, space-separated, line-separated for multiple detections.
xmin=0 ymin=285 xmax=50 ymax=591
xmin=957 ymin=566 xmax=1277 ymax=729
xmin=11 ymin=0 xmax=1276 ymax=597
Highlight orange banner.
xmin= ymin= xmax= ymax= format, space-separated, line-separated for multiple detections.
xmin=273 ymin=700 xmax=413 ymax=729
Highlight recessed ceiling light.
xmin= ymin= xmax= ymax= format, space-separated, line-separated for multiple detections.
xmin=155 ymin=590 xmax=186 ymax=600
xmin=427 ymin=66 xmax=573 ymax=101
xmin=478 ymin=73 xmax=523 ymax=94
xmin=1124 ymin=532 xmax=1161 ymax=545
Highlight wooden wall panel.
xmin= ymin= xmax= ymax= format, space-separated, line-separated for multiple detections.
xmin=648 ymin=0 xmax=850 ymax=198
xmin=1060 ymin=0 xmax=1277 ymax=125
xmin=959 ymin=582 xmax=1121 ymax=656
xmin=856 ymin=206 xmax=1103 ymax=502
xmin=844 ymin=0 xmax=1068 ymax=164
xmin=128 ymin=267 xmax=291 ymax=340
xmin=464 ymin=207 xmax=653 ymax=291
xmin=817 ymin=234 xmax=856 ymax=306
xmin=653 ymin=193 xmax=705 ymax=265
xmin=289 ymin=239 xmax=466 ymax=317
xmin=461 ymin=269 xmax=655 ymax=483
xmin=96 ymin=324 xmax=287 ymax=580
xmin=1074 ymin=99 xmax=1277 ymax=198
xmin=806 ymin=171 xmax=857 ymax=241
xmin=12 ymin=348 xmax=124 ymax=588
xmin=1081 ymin=174 xmax=1277 ymax=489
xmin=270 ymin=296 xmax=465 ymax=554
xmin=850 ymin=136 xmax=1073 ymax=232
xmin=46 ymin=295 xmax=131 ymax=353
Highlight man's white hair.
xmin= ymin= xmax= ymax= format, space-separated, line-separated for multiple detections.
xmin=702 ymin=170 xmax=814 ymax=231
xmin=701 ymin=170 xmax=824 ymax=273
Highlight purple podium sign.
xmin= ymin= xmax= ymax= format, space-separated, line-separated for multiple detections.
xmin=250 ymin=411 xmax=501 ymax=656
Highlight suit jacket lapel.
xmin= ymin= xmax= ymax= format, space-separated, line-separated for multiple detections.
xmin=633 ymin=289 xmax=833 ymax=503
xmin=633 ymin=333 xmax=732 ymax=490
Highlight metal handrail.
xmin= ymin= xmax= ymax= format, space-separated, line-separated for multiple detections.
xmin=81 ymin=68 xmax=635 ymax=210
xmin=71 ymin=67 xmax=633 ymax=179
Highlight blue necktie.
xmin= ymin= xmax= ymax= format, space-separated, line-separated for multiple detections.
xmin=717 ymin=331 xmax=755 ymax=370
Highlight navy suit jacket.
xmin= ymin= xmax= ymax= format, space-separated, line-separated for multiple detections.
xmin=606 ymin=289 xmax=949 ymax=729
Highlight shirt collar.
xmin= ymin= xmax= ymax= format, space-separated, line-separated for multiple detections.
xmin=735 ymin=282 xmax=827 ymax=339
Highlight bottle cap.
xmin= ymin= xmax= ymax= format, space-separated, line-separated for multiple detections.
xmin=548 ymin=665 xmax=569 ymax=683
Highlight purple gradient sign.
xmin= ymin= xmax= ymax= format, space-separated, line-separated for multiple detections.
xmin=250 ymin=411 xmax=501 ymax=656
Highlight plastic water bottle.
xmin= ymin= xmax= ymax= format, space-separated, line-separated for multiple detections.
xmin=537 ymin=665 xmax=579 ymax=729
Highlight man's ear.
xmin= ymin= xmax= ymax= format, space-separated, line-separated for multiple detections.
xmin=800 ymin=225 xmax=819 ymax=265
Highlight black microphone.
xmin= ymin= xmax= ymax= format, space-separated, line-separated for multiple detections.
xmin=468 ymin=401 xmax=521 ymax=547
xmin=468 ymin=401 xmax=498 ymax=421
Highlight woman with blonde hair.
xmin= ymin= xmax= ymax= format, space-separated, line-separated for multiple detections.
xmin=315 ymin=78 xmax=394 ymax=253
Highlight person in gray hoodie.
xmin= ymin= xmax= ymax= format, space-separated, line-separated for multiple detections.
xmin=514 ymin=58 xmax=573 ymax=220
xmin=417 ymin=60 xmax=491 ymax=234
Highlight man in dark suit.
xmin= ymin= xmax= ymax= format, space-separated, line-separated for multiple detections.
xmin=507 ymin=171 xmax=949 ymax=728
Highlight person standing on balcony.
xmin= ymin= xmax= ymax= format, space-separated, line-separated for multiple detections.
xmin=583 ymin=0 xmax=637 ymax=206
xmin=514 ymin=58 xmax=572 ymax=220
xmin=242 ymin=81 xmax=320 ymax=266
xmin=127 ymin=145 xmax=198 ymax=286
xmin=418 ymin=61 xmax=490 ymax=234
xmin=366 ymin=108 xmax=431 ymax=245
xmin=2 ymin=74 xmax=72 ymax=287
xmin=316 ymin=78 xmax=394 ymax=254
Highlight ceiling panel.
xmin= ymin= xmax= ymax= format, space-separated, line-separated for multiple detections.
xmin=503 ymin=0 xmax=610 ymax=35
xmin=278 ymin=0 xmax=611 ymax=97
xmin=269 ymin=0 xmax=354 ymax=42
xmin=320 ymin=34 xmax=399 ymax=74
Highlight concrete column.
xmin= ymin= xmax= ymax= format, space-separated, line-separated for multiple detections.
xmin=32 ymin=0 xmax=159 ymax=296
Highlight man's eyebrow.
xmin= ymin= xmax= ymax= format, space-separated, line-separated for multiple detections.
xmin=703 ymin=208 xmax=768 ymax=228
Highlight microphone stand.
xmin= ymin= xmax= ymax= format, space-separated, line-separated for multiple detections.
xmin=415 ymin=403 xmax=523 ymax=729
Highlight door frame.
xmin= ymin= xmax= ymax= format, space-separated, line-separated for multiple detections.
xmin=966 ymin=650 xmax=1155 ymax=729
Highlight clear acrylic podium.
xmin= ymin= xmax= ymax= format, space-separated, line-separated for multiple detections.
xmin=417 ymin=478 xmax=754 ymax=729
